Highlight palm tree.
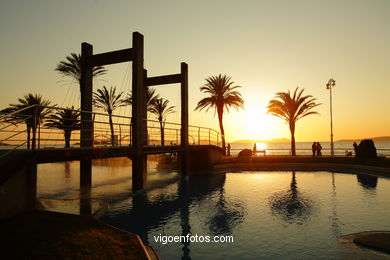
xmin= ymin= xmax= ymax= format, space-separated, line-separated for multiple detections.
xmin=267 ymin=87 xmax=320 ymax=156
xmin=149 ymin=98 xmax=175 ymax=146
xmin=0 ymin=94 xmax=51 ymax=149
xmin=93 ymin=86 xmax=126 ymax=146
xmin=45 ymin=106 xmax=81 ymax=148
xmin=195 ymin=74 xmax=244 ymax=150
xmin=55 ymin=53 xmax=107 ymax=90
xmin=124 ymin=87 xmax=159 ymax=112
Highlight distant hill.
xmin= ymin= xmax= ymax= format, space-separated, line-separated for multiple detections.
xmin=336 ymin=136 xmax=390 ymax=142
xmin=232 ymin=138 xmax=290 ymax=143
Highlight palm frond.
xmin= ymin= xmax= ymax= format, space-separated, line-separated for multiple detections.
xmin=93 ymin=86 xmax=126 ymax=114
xmin=267 ymin=87 xmax=320 ymax=123
xmin=55 ymin=53 xmax=107 ymax=83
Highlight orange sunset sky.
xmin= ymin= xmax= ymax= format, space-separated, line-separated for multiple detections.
xmin=1 ymin=0 xmax=389 ymax=142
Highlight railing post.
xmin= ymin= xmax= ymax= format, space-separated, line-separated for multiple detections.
xmin=32 ymin=106 xmax=38 ymax=150
xmin=119 ymin=124 xmax=122 ymax=146
xmin=176 ymin=129 xmax=178 ymax=145
xmin=38 ymin=124 xmax=40 ymax=149
xmin=130 ymin=118 xmax=132 ymax=146
xmin=198 ymin=127 xmax=200 ymax=145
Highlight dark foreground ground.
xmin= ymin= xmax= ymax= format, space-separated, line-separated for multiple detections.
xmin=0 ymin=211 xmax=156 ymax=259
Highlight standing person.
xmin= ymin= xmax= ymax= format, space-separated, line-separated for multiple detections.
xmin=227 ymin=143 xmax=231 ymax=156
xmin=253 ymin=143 xmax=257 ymax=156
xmin=316 ymin=142 xmax=322 ymax=156
xmin=353 ymin=142 xmax=358 ymax=156
xmin=312 ymin=142 xmax=317 ymax=156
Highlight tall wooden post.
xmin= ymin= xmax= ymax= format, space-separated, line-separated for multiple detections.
xmin=180 ymin=62 xmax=189 ymax=176
xmin=80 ymin=43 xmax=93 ymax=192
xmin=132 ymin=32 xmax=147 ymax=191
xmin=81 ymin=43 xmax=93 ymax=148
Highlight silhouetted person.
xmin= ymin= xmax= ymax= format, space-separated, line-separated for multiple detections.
xmin=227 ymin=143 xmax=231 ymax=156
xmin=311 ymin=142 xmax=317 ymax=156
xmin=316 ymin=142 xmax=322 ymax=156
xmin=353 ymin=142 xmax=358 ymax=156
xmin=253 ymin=143 xmax=257 ymax=155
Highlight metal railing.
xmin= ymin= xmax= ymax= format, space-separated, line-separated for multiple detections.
xmin=0 ymin=105 xmax=223 ymax=158
xmin=230 ymin=148 xmax=390 ymax=157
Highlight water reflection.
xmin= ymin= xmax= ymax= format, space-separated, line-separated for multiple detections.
xmin=329 ymin=173 xmax=342 ymax=237
xmin=356 ymin=174 xmax=378 ymax=189
xmin=103 ymin=174 xmax=246 ymax=260
xmin=206 ymin=186 xmax=245 ymax=235
xmin=99 ymin=171 xmax=390 ymax=259
xmin=64 ymin=162 xmax=71 ymax=183
xmin=268 ymin=171 xmax=313 ymax=225
xmin=156 ymin=154 xmax=178 ymax=170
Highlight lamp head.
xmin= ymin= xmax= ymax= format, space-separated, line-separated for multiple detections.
xmin=326 ymin=78 xmax=336 ymax=89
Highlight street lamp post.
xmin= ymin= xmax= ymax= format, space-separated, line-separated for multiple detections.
xmin=326 ymin=78 xmax=336 ymax=156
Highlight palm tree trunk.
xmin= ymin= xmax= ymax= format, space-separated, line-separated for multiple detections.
xmin=217 ymin=106 xmax=226 ymax=152
xmin=289 ymin=121 xmax=296 ymax=156
xmin=32 ymin=126 xmax=37 ymax=150
xmin=64 ymin=130 xmax=71 ymax=148
xmin=26 ymin=126 xmax=31 ymax=149
xmin=109 ymin=113 xmax=115 ymax=146
xmin=159 ymin=117 xmax=164 ymax=146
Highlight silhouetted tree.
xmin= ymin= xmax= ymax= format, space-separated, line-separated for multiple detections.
xmin=55 ymin=53 xmax=107 ymax=90
xmin=93 ymin=86 xmax=126 ymax=146
xmin=44 ymin=106 xmax=81 ymax=148
xmin=0 ymin=94 xmax=51 ymax=149
xmin=149 ymin=98 xmax=175 ymax=146
xmin=268 ymin=172 xmax=313 ymax=224
xmin=267 ymin=87 xmax=320 ymax=156
xmin=195 ymin=74 xmax=244 ymax=150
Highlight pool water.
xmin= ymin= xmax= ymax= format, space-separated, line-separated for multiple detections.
xmin=101 ymin=171 xmax=390 ymax=259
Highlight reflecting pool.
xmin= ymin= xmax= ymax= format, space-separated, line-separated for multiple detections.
xmin=100 ymin=171 xmax=390 ymax=260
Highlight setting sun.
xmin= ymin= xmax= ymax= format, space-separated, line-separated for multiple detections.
xmin=241 ymin=104 xmax=285 ymax=141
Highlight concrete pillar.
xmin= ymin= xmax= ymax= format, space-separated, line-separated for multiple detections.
xmin=132 ymin=32 xmax=147 ymax=191
xmin=80 ymin=158 xmax=92 ymax=215
xmin=180 ymin=62 xmax=189 ymax=176
xmin=25 ymin=161 xmax=37 ymax=211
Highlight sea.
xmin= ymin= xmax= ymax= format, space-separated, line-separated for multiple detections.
xmin=1 ymin=141 xmax=390 ymax=157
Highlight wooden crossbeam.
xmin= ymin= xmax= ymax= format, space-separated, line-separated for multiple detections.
xmin=145 ymin=73 xmax=182 ymax=86
xmin=88 ymin=48 xmax=134 ymax=66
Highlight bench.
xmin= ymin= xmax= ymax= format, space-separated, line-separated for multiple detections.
xmin=253 ymin=150 xmax=266 ymax=156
